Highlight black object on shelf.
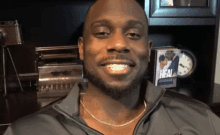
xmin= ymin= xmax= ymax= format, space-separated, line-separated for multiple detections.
xmin=145 ymin=0 xmax=217 ymax=26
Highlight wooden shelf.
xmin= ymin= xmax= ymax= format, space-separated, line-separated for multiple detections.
xmin=0 ymin=73 xmax=38 ymax=81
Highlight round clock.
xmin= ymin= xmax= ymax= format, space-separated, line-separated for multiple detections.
xmin=177 ymin=49 xmax=197 ymax=78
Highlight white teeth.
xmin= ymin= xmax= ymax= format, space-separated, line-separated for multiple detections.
xmin=106 ymin=64 xmax=128 ymax=71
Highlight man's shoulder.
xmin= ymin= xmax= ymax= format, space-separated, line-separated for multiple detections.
xmin=159 ymin=89 xmax=219 ymax=134
xmin=162 ymin=89 xmax=210 ymax=112
xmin=6 ymin=105 xmax=64 ymax=135
xmin=13 ymin=105 xmax=59 ymax=125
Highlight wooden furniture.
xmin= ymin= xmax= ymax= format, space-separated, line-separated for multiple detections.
xmin=145 ymin=0 xmax=217 ymax=25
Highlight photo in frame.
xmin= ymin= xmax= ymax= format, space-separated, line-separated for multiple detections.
xmin=148 ymin=47 xmax=181 ymax=88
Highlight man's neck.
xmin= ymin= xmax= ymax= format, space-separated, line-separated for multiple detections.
xmin=79 ymin=83 xmax=146 ymax=125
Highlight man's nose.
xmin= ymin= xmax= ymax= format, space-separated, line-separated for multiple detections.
xmin=107 ymin=32 xmax=130 ymax=53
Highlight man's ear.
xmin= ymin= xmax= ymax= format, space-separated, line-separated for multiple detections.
xmin=148 ymin=40 xmax=153 ymax=61
xmin=78 ymin=37 xmax=84 ymax=61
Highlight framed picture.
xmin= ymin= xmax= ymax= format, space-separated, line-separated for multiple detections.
xmin=148 ymin=47 xmax=181 ymax=88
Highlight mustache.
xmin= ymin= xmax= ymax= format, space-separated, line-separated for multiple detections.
xmin=99 ymin=55 xmax=135 ymax=65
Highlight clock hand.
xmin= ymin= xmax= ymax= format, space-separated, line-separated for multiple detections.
xmin=180 ymin=63 xmax=185 ymax=68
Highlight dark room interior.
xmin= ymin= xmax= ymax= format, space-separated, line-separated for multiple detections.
xmin=1 ymin=0 xmax=220 ymax=134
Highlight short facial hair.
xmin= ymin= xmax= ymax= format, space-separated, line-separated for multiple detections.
xmin=84 ymin=64 xmax=148 ymax=100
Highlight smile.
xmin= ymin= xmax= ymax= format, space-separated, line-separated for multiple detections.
xmin=102 ymin=64 xmax=133 ymax=75
xmin=106 ymin=64 xmax=129 ymax=71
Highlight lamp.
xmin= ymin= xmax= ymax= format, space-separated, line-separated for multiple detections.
xmin=0 ymin=20 xmax=24 ymax=96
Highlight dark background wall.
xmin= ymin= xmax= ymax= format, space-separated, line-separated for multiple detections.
xmin=0 ymin=0 xmax=95 ymax=75
xmin=0 ymin=0 xmax=216 ymax=103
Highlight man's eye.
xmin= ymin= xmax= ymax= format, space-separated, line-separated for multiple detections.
xmin=95 ymin=32 xmax=109 ymax=36
xmin=127 ymin=33 xmax=141 ymax=39
xmin=94 ymin=32 xmax=110 ymax=39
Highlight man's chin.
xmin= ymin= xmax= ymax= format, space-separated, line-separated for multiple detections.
xmin=86 ymin=72 xmax=144 ymax=100
xmin=100 ymin=84 xmax=136 ymax=100
xmin=91 ymin=81 xmax=137 ymax=100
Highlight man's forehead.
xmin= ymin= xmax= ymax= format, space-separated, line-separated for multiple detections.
xmin=91 ymin=19 xmax=144 ymax=28
xmin=86 ymin=0 xmax=147 ymax=26
xmin=91 ymin=0 xmax=141 ymax=11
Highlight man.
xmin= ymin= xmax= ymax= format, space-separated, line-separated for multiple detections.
xmin=165 ymin=50 xmax=179 ymax=76
xmin=4 ymin=0 xmax=220 ymax=135
xmin=156 ymin=54 xmax=168 ymax=85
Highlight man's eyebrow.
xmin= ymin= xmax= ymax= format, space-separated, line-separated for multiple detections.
xmin=91 ymin=19 xmax=144 ymax=28
xmin=91 ymin=19 xmax=111 ymax=27
xmin=126 ymin=20 xmax=144 ymax=28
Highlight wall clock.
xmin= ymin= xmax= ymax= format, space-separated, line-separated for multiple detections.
xmin=177 ymin=48 xmax=197 ymax=78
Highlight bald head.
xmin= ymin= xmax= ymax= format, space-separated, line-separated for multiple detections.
xmin=83 ymin=0 xmax=149 ymax=38
xmin=77 ymin=0 xmax=153 ymax=100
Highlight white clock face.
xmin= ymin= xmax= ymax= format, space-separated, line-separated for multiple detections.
xmin=178 ymin=53 xmax=193 ymax=76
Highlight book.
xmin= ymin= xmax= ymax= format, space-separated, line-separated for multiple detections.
xmin=148 ymin=47 xmax=181 ymax=88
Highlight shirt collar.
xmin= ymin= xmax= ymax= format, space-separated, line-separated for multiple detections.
xmin=53 ymin=81 xmax=183 ymax=135
xmin=54 ymin=80 xmax=166 ymax=117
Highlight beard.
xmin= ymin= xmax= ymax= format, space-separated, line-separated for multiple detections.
xmin=83 ymin=64 xmax=148 ymax=100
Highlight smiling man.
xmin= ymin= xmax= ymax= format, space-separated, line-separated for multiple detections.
xmin=77 ymin=0 xmax=152 ymax=134
xmin=4 ymin=0 xmax=220 ymax=135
